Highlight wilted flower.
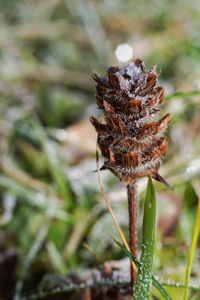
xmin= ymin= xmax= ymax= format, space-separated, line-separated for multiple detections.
xmin=91 ymin=59 xmax=170 ymax=187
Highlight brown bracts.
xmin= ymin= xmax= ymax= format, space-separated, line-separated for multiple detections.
xmin=90 ymin=59 xmax=170 ymax=187
xmin=90 ymin=59 xmax=171 ymax=293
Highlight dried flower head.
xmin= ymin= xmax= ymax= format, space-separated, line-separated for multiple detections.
xmin=91 ymin=59 xmax=170 ymax=187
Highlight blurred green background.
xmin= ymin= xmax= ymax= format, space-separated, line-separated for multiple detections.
xmin=0 ymin=0 xmax=200 ymax=299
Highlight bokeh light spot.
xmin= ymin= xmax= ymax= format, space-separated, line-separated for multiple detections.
xmin=115 ymin=43 xmax=133 ymax=62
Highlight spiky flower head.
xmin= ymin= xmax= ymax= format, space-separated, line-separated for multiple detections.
xmin=91 ymin=59 xmax=170 ymax=187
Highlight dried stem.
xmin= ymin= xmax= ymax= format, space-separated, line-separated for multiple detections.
xmin=127 ymin=183 xmax=138 ymax=292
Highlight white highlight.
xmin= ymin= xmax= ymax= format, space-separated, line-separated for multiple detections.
xmin=184 ymin=158 xmax=200 ymax=179
xmin=115 ymin=43 xmax=133 ymax=63
xmin=55 ymin=129 xmax=67 ymax=141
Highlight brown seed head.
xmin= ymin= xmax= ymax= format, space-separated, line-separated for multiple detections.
xmin=91 ymin=59 xmax=170 ymax=187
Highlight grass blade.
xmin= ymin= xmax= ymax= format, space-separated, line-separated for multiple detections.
xmin=114 ymin=239 xmax=140 ymax=267
xmin=114 ymin=240 xmax=172 ymax=300
xmin=47 ymin=241 xmax=67 ymax=274
xmin=184 ymin=196 xmax=200 ymax=300
xmin=152 ymin=277 xmax=172 ymax=300
xmin=165 ymin=90 xmax=200 ymax=101
xmin=133 ymin=174 xmax=156 ymax=300
xmin=14 ymin=221 xmax=50 ymax=300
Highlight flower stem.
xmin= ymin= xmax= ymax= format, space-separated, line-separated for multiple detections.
xmin=127 ymin=183 xmax=138 ymax=292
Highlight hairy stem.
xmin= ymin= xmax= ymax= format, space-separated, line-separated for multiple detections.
xmin=127 ymin=183 xmax=138 ymax=292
